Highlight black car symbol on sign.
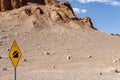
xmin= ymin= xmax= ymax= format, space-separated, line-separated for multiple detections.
xmin=13 ymin=51 xmax=18 ymax=58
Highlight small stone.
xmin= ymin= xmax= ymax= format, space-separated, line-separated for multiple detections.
xmin=43 ymin=52 xmax=50 ymax=55
xmin=5 ymin=48 xmax=10 ymax=52
xmin=87 ymin=56 xmax=92 ymax=58
xmin=114 ymin=58 xmax=120 ymax=63
xmin=1 ymin=30 xmax=5 ymax=32
xmin=99 ymin=72 xmax=103 ymax=75
xmin=2 ymin=36 xmax=7 ymax=39
xmin=2 ymin=68 xmax=7 ymax=71
xmin=51 ymin=66 xmax=56 ymax=69
xmin=115 ymin=69 xmax=120 ymax=73
xmin=23 ymin=59 xmax=27 ymax=62
xmin=0 ymin=56 xmax=2 ymax=59
xmin=66 ymin=55 xmax=71 ymax=60
xmin=0 ymin=41 xmax=2 ymax=46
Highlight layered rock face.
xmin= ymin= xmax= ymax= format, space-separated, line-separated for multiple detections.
xmin=0 ymin=0 xmax=13 ymax=11
xmin=0 ymin=0 xmax=47 ymax=11
xmin=0 ymin=0 xmax=95 ymax=29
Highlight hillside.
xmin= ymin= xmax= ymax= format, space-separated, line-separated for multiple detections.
xmin=0 ymin=0 xmax=120 ymax=80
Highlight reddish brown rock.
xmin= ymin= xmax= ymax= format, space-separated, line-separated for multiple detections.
xmin=0 ymin=0 xmax=48 ymax=11
xmin=0 ymin=0 xmax=96 ymax=30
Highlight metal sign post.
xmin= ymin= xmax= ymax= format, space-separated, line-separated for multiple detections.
xmin=14 ymin=68 xmax=16 ymax=80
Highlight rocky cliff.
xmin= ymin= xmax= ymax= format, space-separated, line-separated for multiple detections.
xmin=0 ymin=0 xmax=96 ymax=29
xmin=0 ymin=0 xmax=45 ymax=11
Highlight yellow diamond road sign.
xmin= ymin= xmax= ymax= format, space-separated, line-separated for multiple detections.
xmin=9 ymin=40 xmax=22 ymax=68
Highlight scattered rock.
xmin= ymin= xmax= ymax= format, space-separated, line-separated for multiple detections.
xmin=114 ymin=58 xmax=120 ymax=63
xmin=99 ymin=72 xmax=103 ymax=75
xmin=66 ymin=55 xmax=71 ymax=60
xmin=111 ymin=34 xmax=120 ymax=36
xmin=0 ymin=56 xmax=2 ymax=59
xmin=109 ymin=67 xmax=120 ymax=73
xmin=1 ymin=30 xmax=6 ymax=32
xmin=51 ymin=66 xmax=56 ymax=69
xmin=87 ymin=55 xmax=92 ymax=58
xmin=115 ymin=68 xmax=120 ymax=73
xmin=42 ymin=52 xmax=50 ymax=55
xmin=0 ymin=41 xmax=2 ymax=46
xmin=5 ymin=48 xmax=10 ymax=52
xmin=1 ymin=68 xmax=7 ymax=71
xmin=2 ymin=36 xmax=7 ymax=39
xmin=23 ymin=59 xmax=27 ymax=62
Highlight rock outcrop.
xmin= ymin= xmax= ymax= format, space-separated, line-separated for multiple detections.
xmin=0 ymin=0 xmax=96 ymax=29
xmin=49 ymin=2 xmax=76 ymax=22
xmin=0 ymin=0 xmax=48 ymax=11
xmin=79 ymin=17 xmax=96 ymax=30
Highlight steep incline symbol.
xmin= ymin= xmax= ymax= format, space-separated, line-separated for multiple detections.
xmin=13 ymin=51 xmax=19 ymax=58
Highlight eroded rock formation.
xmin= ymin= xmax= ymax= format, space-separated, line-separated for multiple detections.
xmin=0 ymin=0 xmax=96 ymax=29
xmin=0 ymin=0 xmax=48 ymax=11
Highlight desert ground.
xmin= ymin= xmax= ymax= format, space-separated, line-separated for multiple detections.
xmin=1 ymin=1 xmax=120 ymax=80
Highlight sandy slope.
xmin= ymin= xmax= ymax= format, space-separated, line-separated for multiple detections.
xmin=1 ymin=5 xmax=120 ymax=80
